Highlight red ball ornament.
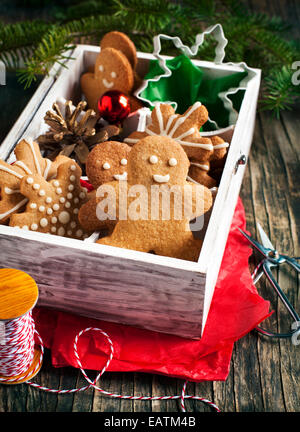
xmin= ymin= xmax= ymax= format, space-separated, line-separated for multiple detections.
xmin=98 ymin=90 xmax=131 ymax=124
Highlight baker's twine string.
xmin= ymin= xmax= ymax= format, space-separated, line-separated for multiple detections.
xmin=0 ymin=314 xmax=221 ymax=412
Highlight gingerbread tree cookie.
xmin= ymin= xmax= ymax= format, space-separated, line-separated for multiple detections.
xmin=10 ymin=159 xmax=90 ymax=239
xmin=96 ymin=136 xmax=213 ymax=261
xmin=124 ymin=102 xmax=229 ymax=188
xmin=0 ymin=137 xmax=68 ymax=224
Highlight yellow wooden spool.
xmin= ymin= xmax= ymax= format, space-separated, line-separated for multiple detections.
xmin=0 ymin=268 xmax=42 ymax=384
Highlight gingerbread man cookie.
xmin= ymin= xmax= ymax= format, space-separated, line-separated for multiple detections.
xmin=96 ymin=135 xmax=213 ymax=261
xmin=0 ymin=137 xmax=68 ymax=224
xmin=81 ymin=31 xmax=143 ymax=113
xmin=78 ymin=141 xmax=131 ymax=233
xmin=10 ymin=159 xmax=90 ymax=239
xmin=124 ymin=102 xmax=229 ymax=188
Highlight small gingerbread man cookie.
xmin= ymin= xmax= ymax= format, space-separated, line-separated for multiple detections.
xmin=124 ymin=102 xmax=229 ymax=188
xmin=78 ymin=141 xmax=131 ymax=233
xmin=10 ymin=159 xmax=90 ymax=239
xmin=81 ymin=31 xmax=143 ymax=113
xmin=0 ymin=137 xmax=68 ymax=224
xmin=96 ymin=135 xmax=213 ymax=261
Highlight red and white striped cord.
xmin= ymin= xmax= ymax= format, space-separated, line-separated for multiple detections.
xmin=0 ymin=313 xmax=221 ymax=412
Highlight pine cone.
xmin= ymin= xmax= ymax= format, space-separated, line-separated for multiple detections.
xmin=37 ymin=100 xmax=120 ymax=169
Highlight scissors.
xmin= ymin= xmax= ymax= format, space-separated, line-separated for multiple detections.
xmin=238 ymin=222 xmax=300 ymax=340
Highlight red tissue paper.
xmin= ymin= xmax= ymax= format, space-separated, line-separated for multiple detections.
xmin=33 ymin=197 xmax=271 ymax=382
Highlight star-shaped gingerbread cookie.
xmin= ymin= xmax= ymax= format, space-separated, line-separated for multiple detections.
xmin=9 ymin=159 xmax=90 ymax=239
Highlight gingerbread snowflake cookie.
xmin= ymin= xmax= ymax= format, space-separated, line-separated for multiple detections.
xmin=0 ymin=137 xmax=68 ymax=224
xmin=10 ymin=159 xmax=90 ymax=239
xmin=124 ymin=102 xmax=229 ymax=188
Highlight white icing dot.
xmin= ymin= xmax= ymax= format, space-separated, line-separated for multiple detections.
xmin=67 ymin=230 xmax=72 ymax=236
xmin=120 ymin=158 xmax=127 ymax=166
xmin=33 ymin=183 xmax=40 ymax=190
xmin=39 ymin=189 xmax=45 ymax=196
xmin=79 ymin=192 xmax=86 ymax=199
xmin=69 ymin=175 xmax=75 ymax=182
xmin=149 ymin=155 xmax=158 ymax=164
xmin=30 ymin=203 xmax=37 ymax=209
xmin=73 ymin=208 xmax=79 ymax=214
xmin=70 ymin=221 xmax=76 ymax=228
xmin=74 ymin=197 xmax=79 ymax=204
xmin=103 ymin=162 xmax=110 ymax=170
xmin=67 ymin=192 xmax=73 ymax=199
xmin=68 ymin=184 xmax=74 ymax=191
xmin=26 ymin=177 xmax=34 ymax=184
xmin=57 ymin=227 xmax=65 ymax=236
xmin=47 ymin=208 xmax=53 ymax=215
xmin=56 ymin=187 xmax=62 ymax=194
xmin=51 ymin=226 xmax=57 ymax=233
xmin=65 ymin=201 xmax=71 ymax=208
xmin=38 ymin=205 xmax=45 ymax=212
xmin=53 ymin=180 xmax=60 ymax=187
xmin=70 ymin=165 xmax=76 ymax=171
xmin=169 ymin=158 xmax=178 ymax=166
xmin=76 ymin=229 xmax=83 ymax=237
xmin=45 ymin=197 xmax=52 ymax=203
xmin=31 ymin=223 xmax=38 ymax=231
xmin=58 ymin=211 xmax=70 ymax=224
xmin=40 ymin=218 xmax=48 ymax=228
xmin=59 ymin=197 xmax=66 ymax=203
xmin=53 ymin=204 xmax=59 ymax=211
xmin=51 ymin=216 xmax=57 ymax=224
xmin=111 ymin=71 xmax=116 ymax=78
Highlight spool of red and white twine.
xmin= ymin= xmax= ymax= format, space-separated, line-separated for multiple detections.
xmin=0 ymin=269 xmax=220 ymax=412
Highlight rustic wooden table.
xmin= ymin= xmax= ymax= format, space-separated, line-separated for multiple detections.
xmin=0 ymin=0 xmax=299 ymax=413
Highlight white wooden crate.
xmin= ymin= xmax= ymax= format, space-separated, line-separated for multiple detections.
xmin=0 ymin=45 xmax=261 ymax=339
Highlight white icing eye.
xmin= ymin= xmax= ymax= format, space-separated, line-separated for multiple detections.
xmin=168 ymin=158 xmax=177 ymax=167
xmin=111 ymin=71 xmax=117 ymax=78
xmin=103 ymin=162 xmax=110 ymax=170
xmin=120 ymin=158 xmax=127 ymax=166
xmin=149 ymin=155 xmax=158 ymax=164
xmin=99 ymin=65 xmax=104 ymax=72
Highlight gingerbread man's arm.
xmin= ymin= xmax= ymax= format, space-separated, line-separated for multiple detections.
xmin=183 ymin=182 xmax=213 ymax=221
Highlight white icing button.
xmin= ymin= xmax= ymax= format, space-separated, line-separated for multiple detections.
xmin=33 ymin=183 xmax=40 ymax=190
xmin=120 ymin=158 xmax=127 ymax=166
xmin=169 ymin=158 xmax=177 ymax=166
xmin=26 ymin=177 xmax=34 ymax=184
xmin=65 ymin=201 xmax=71 ymax=208
xmin=45 ymin=197 xmax=52 ymax=203
xmin=30 ymin=203 xmax=37 ymax=209
xmin=149 ymin=155 xmax=158 ymax=164
xmin=68 ymin=185 xmax=74 ymax=191
xmin=47 ymin=208 xmax=53 ymax=215
xmin=74 ymin=197 xmax=79 ymax=204
xmin=111 ymin=71 xmax=116 ymax=78
xmin=70 ymin=165 xmax=76 ymax=171
xmin=53 ymin=204 xmax=59 ymax=211
xmin=58 ymin=211 xmax=70 ymax=224
xmin=51 ymin=226 xmax=57 ymax=233
xmin=59 ymin=197 xmax=66 ymax=203
xmin=39 ymin=189 xmax=45 ymax=196
xmin=51 ymin=216 xmax=57 ymax=224
xmin=79 ymin=192 xmax=86 ymax=199
xmin=69 ymin=175 xmax=75 ymax=182
xmin=67 ymin=230 xmax=72 ymax=236
xmin=56 ymin=187 xmax=62 ymax=194
xmin=58 ymin=227 xmax=65 ymax=236
xmin=70 ymin=221 xmax=76 ymax=228
xmin=73 ymin=208 xmax=79 ymax=214
xmin=67 ymin=193 xmax=73 ymax=199
xmin=31 ymin=223 xmax=38 ymax=231
xmin=103 ymin=162 xmax=110 ymax=170
xmin=53 ymin=180 xmax=59 ymax=187
xmin=40 ymin=218 xmax=48 ymax=228
xmin=76 ymin=229 xmax=83 ymax=237
xmin=38 ymin=205 xmax=45 ymax=212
